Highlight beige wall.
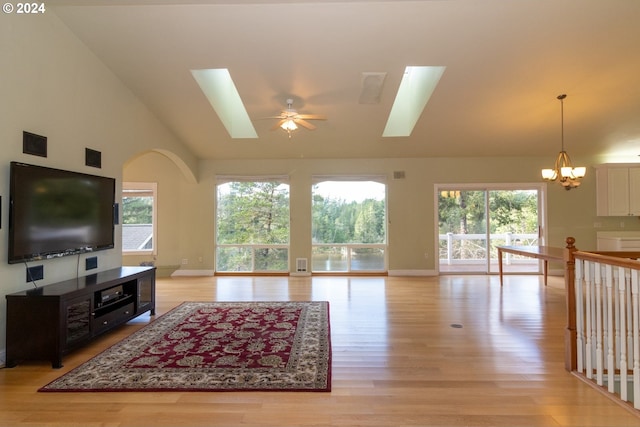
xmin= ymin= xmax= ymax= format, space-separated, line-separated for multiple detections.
xmin=0 ymin=12 xmax=195 ymax=359
xmin=124 ymin=155 xmax=640 ymax=276
xmin=122 ymin=151 xmax=209 ymax=276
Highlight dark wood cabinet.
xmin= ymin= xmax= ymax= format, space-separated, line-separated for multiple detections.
xmin=5 ymin=266 xmax=155 ymax=368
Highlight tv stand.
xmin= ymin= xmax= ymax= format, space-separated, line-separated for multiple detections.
xmin=5 ymin=266 xmax=155 ymax=369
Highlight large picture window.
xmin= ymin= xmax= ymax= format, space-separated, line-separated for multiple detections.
xmin=311 ymin=177 xmax=386 ymax=272
xmin=216 ymin=177 xmax=290 ymax=272
xmin=122 ymin=182 xmax=157 ymax=255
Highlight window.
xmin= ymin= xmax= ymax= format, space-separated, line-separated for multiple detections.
xmin=122 ymin=182 xmax=157 ymax=254
xmin=436 ymin=184 xmax=544 ymax=274
xmin=311 ymin=177 xmax=387 ymax=272
xmin=215 ymin=177 xmax=290 ymax=272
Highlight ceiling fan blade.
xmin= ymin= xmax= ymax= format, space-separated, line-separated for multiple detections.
xmin=295 ymin=119 xmax=317 ymax=130
xmin=271 ymin=119 xmax=286 ymax=131
xmin=296 ymin=114 xmax=326 ymax=120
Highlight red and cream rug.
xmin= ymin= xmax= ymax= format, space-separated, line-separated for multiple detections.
xmin=39 ymin=301 xmax=331 ymax=392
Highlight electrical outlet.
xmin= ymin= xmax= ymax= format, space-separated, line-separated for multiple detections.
xmin=26 ymin=265 xmax=44 ymax=282
xmin=181 ymin=258 xmax=188 ymax=265
xmin=86 ymin=256 xmax=98 ymax=270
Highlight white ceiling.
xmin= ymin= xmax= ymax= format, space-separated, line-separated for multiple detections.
xmin=48 ymin=0 xmax=640 ymax=161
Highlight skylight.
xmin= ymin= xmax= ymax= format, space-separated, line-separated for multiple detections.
xmin=191 ymin=68 xmax=257 ymax=139
xmin=382 ymin=66 xmax=446 ymax=137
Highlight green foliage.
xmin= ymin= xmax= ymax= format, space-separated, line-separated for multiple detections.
xmin=312 ymin=190 xmax=386 ymax=244
xmin=122 ymin=196 xmax=153 ymax=225
xmin=438 ymin=190 xmax=538 ymax=235
xmin=216 ymin=181 xmax=291 ymax=271
xmin=488 ymin=190 xmax=538 ymax=234
xmin=216 ymin=181 xmax=290 ymax=244
xmin=214 ymin=180 xmax=386 ymax=269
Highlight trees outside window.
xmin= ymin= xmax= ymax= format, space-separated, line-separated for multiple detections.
xmin=311 ymin=180 xmax=386 ymax=272
xmin=437 ymin=186 xmax=543 ymax=273
xmin=216 ymin=180 xmax=290 ymax=272
xmin=122 ymin=182 xmax=157 ymax=254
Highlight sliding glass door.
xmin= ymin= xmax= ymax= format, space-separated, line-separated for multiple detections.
xmin=437 ymin=185 xmax=545 ymax=274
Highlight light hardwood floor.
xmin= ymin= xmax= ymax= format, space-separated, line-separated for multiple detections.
xmin=1 ymin=274 xmax=639 ymax=427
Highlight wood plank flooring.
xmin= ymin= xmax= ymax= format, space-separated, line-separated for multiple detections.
xmin=1 ymin=274 xmax=639 ymax=427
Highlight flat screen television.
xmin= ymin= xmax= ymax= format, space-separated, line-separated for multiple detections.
xmin=8 ymin=161 xmax=116 ymax=264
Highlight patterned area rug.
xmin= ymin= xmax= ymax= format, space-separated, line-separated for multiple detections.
xmin=39 ymin=301 xmax=331 ymax=392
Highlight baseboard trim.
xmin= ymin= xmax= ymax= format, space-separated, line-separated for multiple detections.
xmin=171 ymin=269 xmax=215 ymax=277
xmin=388 ymin=269 xmax=437 ymax=277
xmin=171 ymin=269 xmax=438 ymax=277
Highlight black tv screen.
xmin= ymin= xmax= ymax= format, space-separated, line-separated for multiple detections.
xmin=8 ymin=162 xmax=116 ymax=264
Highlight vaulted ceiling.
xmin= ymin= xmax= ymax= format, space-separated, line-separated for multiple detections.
xmin=48 ymin=0 xmax=640 ymax=161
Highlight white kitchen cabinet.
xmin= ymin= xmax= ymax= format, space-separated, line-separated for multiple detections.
xmin=597 ymin=231 xmax=640 ymax=251
xmin=595 ymin=163 xmax=640 ymax=216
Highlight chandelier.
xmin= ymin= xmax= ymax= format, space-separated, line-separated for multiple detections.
xmin=541 ymin=94 xmax=586 ymax=190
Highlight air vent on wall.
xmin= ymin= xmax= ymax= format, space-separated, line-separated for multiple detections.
xmin=358 ymin=72 xmax=387 ymax=104
xmin=296 ymin=258 xmax=308 ymax=272
xmin=393 ymin=171 xmax=406 ymax=179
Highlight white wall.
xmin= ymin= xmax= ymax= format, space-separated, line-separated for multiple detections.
xmin=0 ymin=12 xmax=196 ymax=363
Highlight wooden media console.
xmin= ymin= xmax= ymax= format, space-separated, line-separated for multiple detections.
xmin=5 ymin=266 xmax=155 ymax=369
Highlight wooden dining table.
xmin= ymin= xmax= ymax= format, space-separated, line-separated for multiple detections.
xmin=496 ymin=245 xmax=564 ymax=286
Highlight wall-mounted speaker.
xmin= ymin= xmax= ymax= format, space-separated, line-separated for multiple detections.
xmin=23 ymin=131 xmax=47 ymax=157
xmin=113 ymin=203 xmax=119 ymax=225
xmin=85 ymin=148 xmax=102 ymax=168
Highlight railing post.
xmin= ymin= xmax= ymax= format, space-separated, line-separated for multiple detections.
xmin=447 ymin=232 xmax=453 ymax=265
xmin=564 ymin=236 xmax=578 ymax=371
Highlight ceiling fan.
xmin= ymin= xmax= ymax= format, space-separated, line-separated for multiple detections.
xmin=268 ymin=99 xmax=327 ymax=137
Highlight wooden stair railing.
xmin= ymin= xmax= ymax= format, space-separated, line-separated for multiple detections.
xmin=564 ymin=237 xmax=578 ymax=371
xmin=563 ymin=237 xmax=640 ymax=410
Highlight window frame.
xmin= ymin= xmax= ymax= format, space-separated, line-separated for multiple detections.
xmin=215 ymin=176 xmax=291 ymax=273
xmin=121 ymin=182 xmax=158 ymax=256
xmin=311 ymin=176 xmax=388 ymax=273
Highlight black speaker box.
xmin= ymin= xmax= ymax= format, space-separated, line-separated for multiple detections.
xmin=85 ymin=148 xmax=102 ymax=168
xmin=23 ymin=131 xmax=47 ymax=157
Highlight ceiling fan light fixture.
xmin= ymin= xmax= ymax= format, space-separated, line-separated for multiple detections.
xmin=268 ymin=98 xmax=326 ymax=138
xmin=281 ymin=119 xmax=297 ymax=131
xmin=280 ymin=119 xmax=298 ymax=138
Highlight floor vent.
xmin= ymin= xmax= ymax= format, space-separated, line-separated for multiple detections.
xmin=296 ymin=258 xmax=308 ymax=272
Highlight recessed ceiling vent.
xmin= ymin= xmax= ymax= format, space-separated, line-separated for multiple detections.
xmin=358 ymin=72 xmax=387 ymax=104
